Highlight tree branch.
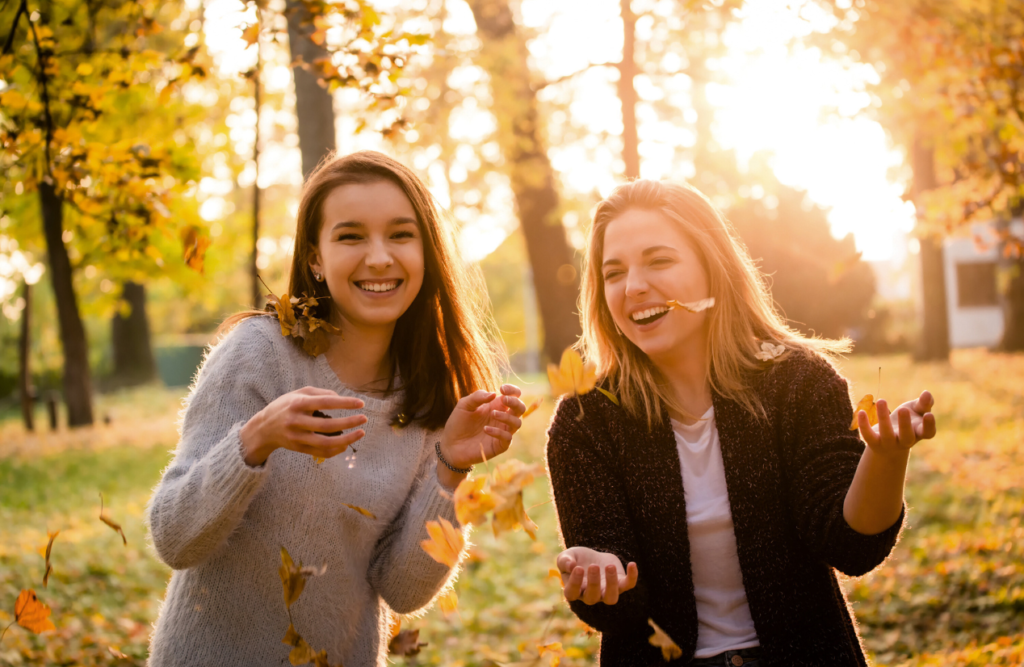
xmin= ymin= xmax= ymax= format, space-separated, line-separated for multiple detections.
xmin=27 ymin=8 xmax=54 ymax=176
xmin=2 ymin=0 xmax=27 ymax=55
xmin=535 ymin=60 xmax=620 ymax=91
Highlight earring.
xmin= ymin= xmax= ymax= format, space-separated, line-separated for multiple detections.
xmin=314 ymin=272 xmax=324 ymax=282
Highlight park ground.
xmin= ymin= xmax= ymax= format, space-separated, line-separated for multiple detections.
xmin=0 ymin=350 xmax=1022 ymax=666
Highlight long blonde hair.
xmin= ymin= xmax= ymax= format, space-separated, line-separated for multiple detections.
xmin=580 ymin=179 xmax=850 ymax=427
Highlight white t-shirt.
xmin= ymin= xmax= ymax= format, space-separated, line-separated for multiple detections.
xmin=672 ymin=408 xmax=760 ymax=658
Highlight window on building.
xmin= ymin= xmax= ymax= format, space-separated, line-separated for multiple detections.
xmin=956 ymin=262 xmax=998 ymax=307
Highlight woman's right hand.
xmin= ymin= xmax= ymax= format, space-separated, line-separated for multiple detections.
xmin=556 ymin=546 xmax=638 ymax=606
xmin=240 ymin=387 xmax=368 ymax=466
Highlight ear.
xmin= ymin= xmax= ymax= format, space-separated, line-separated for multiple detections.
xmin=307 ymin=245 xmax=322 ymax=275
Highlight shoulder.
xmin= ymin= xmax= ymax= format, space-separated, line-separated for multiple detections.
xmin=546 ymin=386 xmax=624 ymax=451
xmin=199 ymin=314 xmax=307 ymax=381
xmin=755 ymin=348 xmax=847 ymax=397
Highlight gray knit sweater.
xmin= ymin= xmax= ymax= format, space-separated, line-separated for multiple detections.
xmin=146 ymin=315 xmax=462 ymax=667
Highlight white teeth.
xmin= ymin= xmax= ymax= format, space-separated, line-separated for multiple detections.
xmin=631 ymin=307 xmax=668 ymax=322
xmin=359 ymin=282 xmax=397 ymax=292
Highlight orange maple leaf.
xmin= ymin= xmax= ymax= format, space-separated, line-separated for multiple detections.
xmin=490 ymin=460 xmax=544 ymax=540
xmin=419 ymin=518 xmax=463 ymax=568
xmin=13 ymin=589 xmax=55 ymax=635
xmin=647 ymin=618 xmax=682 ymax=661
xmin=547 ymin=348 xmax=597 ymax=397
xmin=850 ymin=394 xmax=880 ymax=431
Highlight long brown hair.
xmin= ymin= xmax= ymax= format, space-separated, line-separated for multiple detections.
xmin=580 ymin=179 xmax=850 ymax=427
xmin=221 ymin=150 xmax=503 ymax=430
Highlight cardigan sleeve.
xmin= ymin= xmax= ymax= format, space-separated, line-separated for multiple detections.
xmin=147 ymin=318 xmax=279 ymax=571
xmin=546 ymin=396 xmax=652 ymax=631
xmin=367 ymin=450 xmax=464 ymax=614
xmin=783 ymin=357 xmax=905 ymax=577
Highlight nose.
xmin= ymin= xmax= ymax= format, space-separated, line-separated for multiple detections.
xmin=365 ymin=238 xmax=394 ymax=270
xmin=623 ymin=270 xmax=648 ymax=300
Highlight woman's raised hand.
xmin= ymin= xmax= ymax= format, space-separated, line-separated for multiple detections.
xmin=240 ymin=386 xmax=368 ymax=466
xmin=438 ymin=384 xmax=527 ymax=472
xmin=556 ymin=546 xmax=639 ymax=606
xmin=857 ymin=390 xmax=937 ymax=458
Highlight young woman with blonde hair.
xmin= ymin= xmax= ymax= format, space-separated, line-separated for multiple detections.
xmin=147 ymin=151 xmax=526 ymax=666
xmin=547 ymin=179 xmax=936 ymax=666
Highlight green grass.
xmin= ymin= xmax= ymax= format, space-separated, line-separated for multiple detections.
xmin=1 ymin=352 xmax=1022 ymax=666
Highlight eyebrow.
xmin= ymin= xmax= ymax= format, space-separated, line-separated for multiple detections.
xmin=602 ymin=245 xmax=678 ymax=268
xmin=329 ymin=217 xmax=418 ymax=232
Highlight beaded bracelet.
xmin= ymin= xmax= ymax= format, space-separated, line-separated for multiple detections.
xmin=435 ymin=441 xmax=473 ymax=475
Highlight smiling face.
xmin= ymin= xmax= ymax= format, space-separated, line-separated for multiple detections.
xmin=601 ymin=208 xmax=711 ymax=365
xmin=308 ymin=179 xmax=425 ymax=334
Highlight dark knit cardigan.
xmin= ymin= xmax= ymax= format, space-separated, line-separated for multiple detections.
xmin=545 ymin=352 xmax=904 ymax=667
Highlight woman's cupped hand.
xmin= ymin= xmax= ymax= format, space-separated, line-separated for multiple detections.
xmin=240 ymin=387 xmax=368 ymax=466
xmin=556 ymin=546 xmax=639 ymax=606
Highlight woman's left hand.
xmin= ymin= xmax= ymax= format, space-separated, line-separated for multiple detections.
xmin=439 ymin=384 xmax=527 ymax=471
xmin=857 ymin=390 xmax=937 ymax=458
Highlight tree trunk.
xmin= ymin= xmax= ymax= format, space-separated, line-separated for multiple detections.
xmin=285 ymin=0 xmax=337 ymax=180
xmin=111 ymin=281 xmax=157 ymax=386
xmin=19 ymin=281 xmax=34 ymax=431
xmin=1000 ymin=251 xmax=1024 ymax=351
xmin=39 ymin=181 xmax=94 ymax=426
xmin=466 ymin=0 xmax=582 ymax=362
xmin=911 ymin=138 xmax=950 ymax=361
xmin=618 ymin=0 xmax=639 ymax=180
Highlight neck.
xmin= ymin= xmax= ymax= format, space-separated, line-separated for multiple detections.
xmin=649 ymin=329 xmax=712 ymax=424
xmin=324 ymin=318 xmax=395 ymax=391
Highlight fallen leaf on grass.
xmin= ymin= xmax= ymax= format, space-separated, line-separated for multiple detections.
xmin=279 ymin=547 xmax=327 ymax=609
xmin=538 ymin=642 xmax=566 ymax=667
xmin=648 ymin=619 xmax=682 ymax=661
xmin=389 ymin=628 xmax=427 ymax=657
xmin=420 ymin=518 xmax=464 ymax=568
xmin=343 ymin=503 xmax=375 ymax=519
xmin=666 ymin=297 xmax=715 ymax=313
xmin=99 ymin=494 xmax=127 ymax=546
xmin=850 ymin=394 xmax=879 ymax=431
xmin=13 ymin=589 xmax=55 ymax=634
xmin=454 ymin=476 xmax=496 ymax=526
xmin=42 ymin=530 xmax=59 ymax=587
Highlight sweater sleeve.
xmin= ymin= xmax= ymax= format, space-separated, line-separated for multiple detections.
xmin=147 ymin=318 xmax=279 ymax=571
xmin=784 ymin=357 xmax=905 ymax=576
xmin=546 ymin=396 xmax=651 ymax=631
xmin=368 ymin=447 xmax=463 ymax=614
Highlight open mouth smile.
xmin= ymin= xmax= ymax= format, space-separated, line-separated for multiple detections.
xmin=355 ymin=280 xmax=403 ymax=293
xmin=631 ymin=306 xmax=669 ymax=326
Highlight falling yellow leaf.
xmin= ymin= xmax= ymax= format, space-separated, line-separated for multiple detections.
xmin=547 ymin=568 xmax=563 ymax=584
xmin=42 ymin=530 xmax=59 ymax=587
xmin=282 ymin=623 xmax=315 ymax=666
xmin=490 ymin=460 xmax=544 ymax=540
xmin=438 ymin=588 xmax=458 ymax=616
xmin=99 ymin=494 xmax=127 ymax=546
xmin=343 ymin=503 xmax=376 ymax=519
xmin=850 ymin=394 xmax=879 ymax=431
xmin=389 ymin=628 xmax=427 ymax=657
xmin=666 ymin=297 xmax=715 ymax=313
xmin=181 ymin=226 xmax=211 ymax=274
xmin=647 ymin=619 xmax=682 ymax=662
xmin=240 ymin=22 xmax=259 ymax=47
xmin=596 ymin=387 xmax=620 ymax=406
xmin=453 ymin=476 xmax=496 ymax=527
xmin=14 ymin=589 xmax=55 ymax=634
xmin=547 ymin=348 xmax=597 ymax=398
xmin=522 ymin=398 xmax=543 ymax=418
xmin=278 ymin=547 xmax=326 ymax=609
xmin=420 ymin=518 xmax=464 ymax=568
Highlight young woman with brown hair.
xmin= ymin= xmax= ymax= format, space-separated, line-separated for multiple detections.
xmin=546 ymin=179 xmax=936 ymax=666
xmin=147 ymin=151 xmax=526 ymax=666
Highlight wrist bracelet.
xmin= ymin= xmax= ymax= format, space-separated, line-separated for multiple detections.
xmin=435 ymin=441 xmax=473 ymax=474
